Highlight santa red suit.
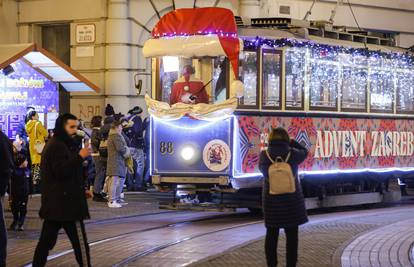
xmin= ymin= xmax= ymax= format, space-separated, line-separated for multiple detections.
xmin=170 ymin=75 xmax=209 ymax=105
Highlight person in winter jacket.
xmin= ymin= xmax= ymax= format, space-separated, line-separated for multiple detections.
xmin=0 ymin=130 xmax=14 ymax=267
xmin=9 ymin=149 xmax=30 ymax=231
xmin=124 ymin=106 xmax=146 ymax=191
xmin=106 ymin=121 xmax=130 ymax=208
xmin=32 ymin=113 xmax=91 ymax=267
xmin=259 ymin=127 xmax=308 ymax=267
xmin=25 ymin=111 xmax=48 ymax=192
xmin=90 ymin=116 xmax=107 ymax=202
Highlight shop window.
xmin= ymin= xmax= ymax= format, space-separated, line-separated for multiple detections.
xmin=340 ymin=54 xmax=367 ymax=111
xmin=238 ymin=50 xmax=258 ymax=107
xmin=369 ymin=69 xmax=394 ymax=113
xmin=309 ymin=52 xmax=339 ymax=110
xmin=262 ymin=50 xmax=282 ymax=109
xmin=285 ymin=49 xmax=305 ymax=110
xmin=396 ymin=72 xmax=414 ymax=113
xmin=212 ymin=57 xmax=228 ymax=103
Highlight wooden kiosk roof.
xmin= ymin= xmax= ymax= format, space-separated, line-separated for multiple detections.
xmin=0 ymin=43 xmax=100 ymax=93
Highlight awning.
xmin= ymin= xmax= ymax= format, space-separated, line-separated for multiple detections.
xmin=0 ymin=43 xmax=100 ymax=92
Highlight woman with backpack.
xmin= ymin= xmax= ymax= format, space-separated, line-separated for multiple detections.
xmin=259 ymin=127 xmax=309 ymax=267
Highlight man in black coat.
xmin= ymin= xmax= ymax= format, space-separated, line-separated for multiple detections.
xmin=32 ymin=113 xmax=91 ymax=267
xmin=0 ymin=130 xmax=14 ymax=267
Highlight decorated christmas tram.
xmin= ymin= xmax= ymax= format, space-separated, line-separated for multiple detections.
xmin=143 ymin=7 xmax=414 ymax=210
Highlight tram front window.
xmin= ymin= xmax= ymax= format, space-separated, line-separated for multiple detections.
xmin=212 ymin=56 xmax=228 ymax=103
xmin=309 ymin=53 xmax=339 ymax=110
xmin=239 ymin=50 xmax=258 ymax=107
xmin=262 ymin=50 xmax=281 ymax=109
xmin=285 ymin=49 xmax=305 ymax=109
xmin=160 ymin=56 xmax=192 ymax=103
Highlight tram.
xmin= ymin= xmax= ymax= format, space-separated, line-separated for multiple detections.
xmin=143 ymin=7 xmax=414 ymax=211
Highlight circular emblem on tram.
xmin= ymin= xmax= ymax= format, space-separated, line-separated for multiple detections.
xmin=203 ymin=139 xmax=231 ymax=172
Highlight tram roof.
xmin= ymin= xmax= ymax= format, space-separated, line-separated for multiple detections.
xmin=238 ymin=27 xmax=411 ymax=55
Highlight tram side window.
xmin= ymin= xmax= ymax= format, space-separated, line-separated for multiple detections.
xmin=239 ymin=50 xmax=258 ymax=107
xmin=396 ymin=72 xmax=414 ymax=113
xmin=262 ymin=50 xmax=282 ymax=109
xmin=340 ymin=54 xmax=367 ymax=111
xmin=212 ymin=56 xmax=228 ymax=103
xmin=285 ymin=49 xmax=305 ymax=109
xmin=309 ymin=52 xmax=339 ymax=110
xmin=159 ymin=56 xmax=192 ymax=103
xmin=369 ymin=57 xmax=394 ymax=112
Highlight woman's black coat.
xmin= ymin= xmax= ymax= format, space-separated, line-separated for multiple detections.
xmin=259 ymin=139 xmax=309 ymax=228
xmin=39 ymin=136 xmax=89 ymax=221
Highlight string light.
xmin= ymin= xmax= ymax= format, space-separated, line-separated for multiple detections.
xmin=244 ymin=38 xmax=414 ymax=112
xmin=153 ymin=31 xmax=238 ymax=38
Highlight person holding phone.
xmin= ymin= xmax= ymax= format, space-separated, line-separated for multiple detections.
xmin=33 ymin=113 xmax=91 ymax=267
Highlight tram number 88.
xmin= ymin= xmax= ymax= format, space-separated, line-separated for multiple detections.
xmin=160 ymin=141 xmax=174 ymax=155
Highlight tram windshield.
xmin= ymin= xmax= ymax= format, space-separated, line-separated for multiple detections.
xmin=157 ymin=56 xmax=229 ymax=105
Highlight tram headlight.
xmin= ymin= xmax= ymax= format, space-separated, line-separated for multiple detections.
xmin=181 ymin=145 xmax=195 ymax=161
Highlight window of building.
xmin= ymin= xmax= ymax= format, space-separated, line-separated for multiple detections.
xmin=262 ymin=49 xmax=282 ymax=109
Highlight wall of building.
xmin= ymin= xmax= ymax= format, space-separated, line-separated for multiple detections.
xmin=0 ymin=0 xmax=413 ymax=122
xmin=0 ymin=0 xmax=18 ymax=43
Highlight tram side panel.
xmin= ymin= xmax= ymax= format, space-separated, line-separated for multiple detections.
xmin=234 ymin=114 xmax=413 ymax=206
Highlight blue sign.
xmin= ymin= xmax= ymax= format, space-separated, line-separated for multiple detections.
xmin=151 ymin=116 xmax=233 ymax=176
xmin=0 ymin=59 xmax=58 ymax=138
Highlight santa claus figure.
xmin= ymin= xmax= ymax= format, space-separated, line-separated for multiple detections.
xmin=170 ymin=65 xmax=209 ymax=105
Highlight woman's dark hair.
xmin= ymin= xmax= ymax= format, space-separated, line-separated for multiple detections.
xmin=111 ymin=120 xmax=123 ymax=129
xmin=268 ymin=127 xmax=290 ymax=144
xmin=28 ymin=110 xmax=37 ymax=120
xmin=54 ymin=113 xmax=78 ymax=141
xmin=91 ymin=116 xmax=103 ymax=128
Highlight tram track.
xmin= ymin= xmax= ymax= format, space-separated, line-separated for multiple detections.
xmin=24 ymin=210 xmax=258 ymax=266
xmin=113 ymin=220 xmax=263 ymax=267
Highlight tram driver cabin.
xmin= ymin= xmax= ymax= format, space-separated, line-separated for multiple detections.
xmin=143 ymin=7 xmax=414 ymax=210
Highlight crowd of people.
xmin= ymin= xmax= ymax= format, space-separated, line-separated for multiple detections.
xmin=0 ymin=103 xmax=309 ymax=267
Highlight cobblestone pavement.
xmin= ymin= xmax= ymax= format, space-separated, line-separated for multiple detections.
xmin=6 ymin=192 xmax=414 ymax=267
xmin=195 ymin=203 xmax=414 ymax=267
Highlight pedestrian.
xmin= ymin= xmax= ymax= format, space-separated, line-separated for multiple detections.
xmin=25 ymin=110 xmax=48 ymax=192
xmin=9 ymin=147 xmax=30 ymax=231
xmin=106 ymin=120 xmax=130 ymax=208
xmin=90 ymin=115 xmax=107 ymax=202
xmin=97 ymin=116 xmax=114 ymax=197
xmin=259 ymin=127 xmax=308 ymax=267
xmin=0 ymin=130 xmax=14 ymax=267
xmin=32 ymin=113 xmax=91 ymax=267
xmin=124 ymin=106 xmax=146 ymax=191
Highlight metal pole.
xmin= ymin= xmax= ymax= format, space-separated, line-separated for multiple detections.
xmin=149 ymin=0 xmax=161 ymax=19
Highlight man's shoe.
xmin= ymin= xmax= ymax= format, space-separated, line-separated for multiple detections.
xmin=17 ymin=225 xmax=24 ymax=231
xmin=107 ymin=201 xmax=122 ymax=208
xmin=9 ymin=221 xmax=17 ymax=231
xmin=93 ymin=194 xmax=107 ymax=202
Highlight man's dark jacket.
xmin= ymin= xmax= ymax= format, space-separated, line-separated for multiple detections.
xmin=39 ymin=136 xmax=89 ymax=221
xmin=0 ymin=131 xmax=13 ymax=196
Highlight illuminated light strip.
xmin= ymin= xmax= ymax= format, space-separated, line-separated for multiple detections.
xmin=152 ymin=116 xmax=231 ymax=131
xmin=232 ymin=167 xmax=414 ymax=179
xmin=149 ymin=117 xmax=153 ymax=176
xmin=231 ymin=117 xmax=238 ymax=178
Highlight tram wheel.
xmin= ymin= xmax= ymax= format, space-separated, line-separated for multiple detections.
xmin=248 ymin=207 xmax=263 ymax=215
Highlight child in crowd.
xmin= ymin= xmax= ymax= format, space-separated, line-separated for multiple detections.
xmin=9 ymin=147 xmax=30 ymax=231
